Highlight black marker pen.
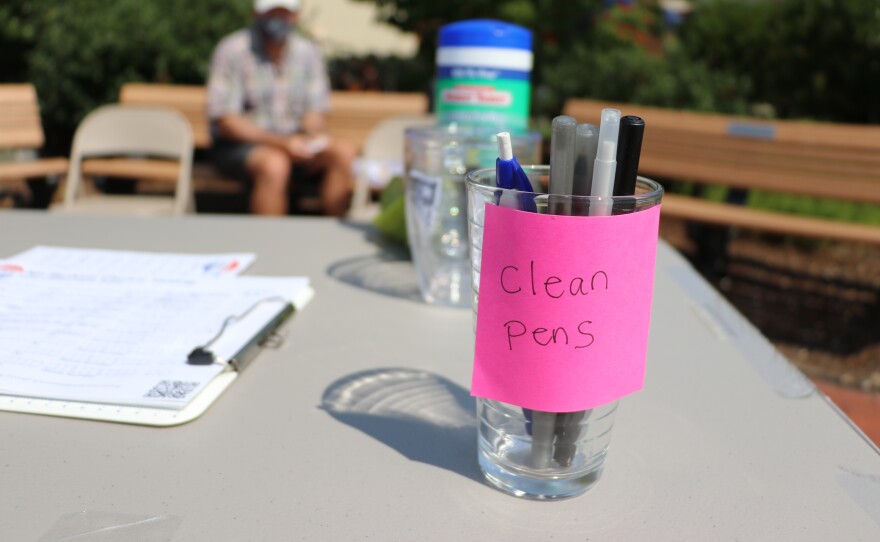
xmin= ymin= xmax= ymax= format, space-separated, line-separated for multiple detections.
xmin=613 ymin=115 xmax=645 ymax=197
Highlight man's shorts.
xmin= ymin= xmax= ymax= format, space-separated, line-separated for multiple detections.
xmin=210 ymin=138 xmax=258 ymax=182
xmin=210 ymin=138 xmax=312 ymax=183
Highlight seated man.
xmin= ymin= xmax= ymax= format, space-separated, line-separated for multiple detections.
xmin=207 ymin=0 xmax=355 ymax=216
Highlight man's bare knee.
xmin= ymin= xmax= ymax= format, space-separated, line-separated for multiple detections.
xmin=249 ymin=148 xmax=291 ymax=186
xmin=326 ymin=139 xmax=356 ymax=167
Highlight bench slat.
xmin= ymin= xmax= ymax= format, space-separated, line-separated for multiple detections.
xmin=662 ymin=193 xmax=880 ymax=245
xmin=0 ymin=130 xmax=45 ymax=149
xmin=80 ymin=157 xmax=180 ymax=182
xmin=564 ymin=99 xmax=880 ymax=202
xmin=642 ymin=155 xmax=880 ymax=204
xmin=0 ymin=85 xmax=46 ymax=149
xmin=643 ymin=131 xmax=880 ymax=171
xmin=190 ymin=163 xmax=245 ymax=194
xmin=642 ymin=139 xmax=880 ymax=194
xmin=0 ymin=158 xmax=69 ymax=180
xmin=0 ymin=114 xmax=45 ymax=148
xmin=0 ymin=107 xmax=42 ymax=121
xmin=326 ymin=91 xmax=427 ymax=151
xmin=564 ymin=99 xmax=880 ymax=151
xmin=0 ymin=85 xmax=39 ymax=105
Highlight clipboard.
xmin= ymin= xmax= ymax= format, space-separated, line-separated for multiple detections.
xmin=0 ymin=286 xmax=314 ymax=427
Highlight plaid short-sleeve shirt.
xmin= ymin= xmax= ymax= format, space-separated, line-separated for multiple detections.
xmin=207 ymin=26 xmax=330 ymax=136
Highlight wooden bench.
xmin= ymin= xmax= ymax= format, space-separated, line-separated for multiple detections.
xmin=0 ymin=84 xmax=69 ymax=208
xmin=325 ymin=91 xmax=428 ymax=150
xmin=563 ymin=99 xmax=880 ymax=245
xmin=118 ymin=84 xmax=428 ymax=212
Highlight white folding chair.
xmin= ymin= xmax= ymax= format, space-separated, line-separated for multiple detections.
xmin=57 ymin=105 xmax=194 ymax=215
xmin=348 ymin=114 xmax=435 ymax=221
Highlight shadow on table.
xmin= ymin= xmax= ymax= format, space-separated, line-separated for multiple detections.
xmin=325 ymin=235 xmax=421 ymax=301
xmin=321 ymin=368 xmax=481 ymax=482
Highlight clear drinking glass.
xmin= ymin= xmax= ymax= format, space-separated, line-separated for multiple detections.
xmin=404 ymin=126 xmax=541 ymax=307
xmin=465 ymin=165 xmax=663 ymax=499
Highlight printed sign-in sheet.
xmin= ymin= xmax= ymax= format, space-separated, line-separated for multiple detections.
xmin=0 ymin=270 xmax=308 ymax=409
xmin=6 ymin=245 xmax=256 ymax=279
xmin=0 ymin=247 xmax=306 ymax=410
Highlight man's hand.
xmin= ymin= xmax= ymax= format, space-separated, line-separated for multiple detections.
xmin=214 ymin=114 xmax=328 ymax=162
xmin=285 ymin=134 xmax=316 ymax=162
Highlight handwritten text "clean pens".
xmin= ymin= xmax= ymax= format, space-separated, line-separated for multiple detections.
xmin=497 ymin=260 xmax=608 ymax=351
xmin=500 ymin=260 xmax=608 ymax=299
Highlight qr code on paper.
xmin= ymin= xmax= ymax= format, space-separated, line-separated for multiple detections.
xmin=144 ymin=380 xmax=199 ymax=399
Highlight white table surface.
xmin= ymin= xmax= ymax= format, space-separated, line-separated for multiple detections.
xmin=1 ymin=210 xmax=878 ymax=541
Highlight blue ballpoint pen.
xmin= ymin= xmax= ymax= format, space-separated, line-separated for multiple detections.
xmin=495 ymin=132 xmax=537 ymax=212
xmin=497 ymin=131 xmax=557 ymax=467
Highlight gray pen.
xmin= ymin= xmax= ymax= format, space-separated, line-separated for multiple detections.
xmin=571 ymin=123 xmax=599 ymax=216
xmin=548 ymin=115 xmax=577 ymax=215
xmin=526 ymin=115 xmax=578 ymax=469
xmin=551 ymin=124 xmax=599 ymax=468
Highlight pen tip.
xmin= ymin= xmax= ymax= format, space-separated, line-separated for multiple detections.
xmin=551 ymin=115 xmax=577 ymax=128
xmin=601 ymin=108 xmax=622 ymax=124
xmin=496 ymin=132 xmax=513 ymax=160
xmin=621 ymin=115 xmax=645 ymax=127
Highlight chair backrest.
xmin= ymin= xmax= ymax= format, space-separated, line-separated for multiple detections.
xmin=119 ymin=83 xmax=212 ymax=149
xmin=0 ymin=84 xmax=46 ymax=149
xmin=349 ymin=114 xmax=436 ymax=214
xmin=65 ymin=105 xmax=194 ymax=214
xmin=362 ymin=114 xmax=436 ymax=161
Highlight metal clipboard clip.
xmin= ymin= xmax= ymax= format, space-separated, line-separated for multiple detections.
xmin=186 ymin=296 xmax=293 ymax=372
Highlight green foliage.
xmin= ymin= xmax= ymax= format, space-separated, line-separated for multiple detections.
xmin=356 ymin=0 xmax=752 ymax=117
xmin=680 ymin=0 xmax=880 ymax=123
xmin=0 ymin=2 xmax=42 ymax=81
xmin=359 ymin=0 xmax=879 ymax=124
xmin=328 ymin=55 xmax=431 ymax=92
xmin=1 ymin=0 xmax=250 ymax=153
xmin=539 ymin=8 xmax=751 ymax=116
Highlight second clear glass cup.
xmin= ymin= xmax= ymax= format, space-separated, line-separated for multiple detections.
xmin=404 ymin=126 xmax=541 ymax=307
xmin=465 ymin=165 xmax=664 ymax=500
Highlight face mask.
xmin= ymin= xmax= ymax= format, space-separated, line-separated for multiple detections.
xmin=257 ymin=17 xmax=292 ymax=42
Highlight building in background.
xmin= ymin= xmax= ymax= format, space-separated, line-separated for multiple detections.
xmin=301 ymin=0 xmax=417 ymax=58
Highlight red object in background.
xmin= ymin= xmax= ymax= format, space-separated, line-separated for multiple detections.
xmin=814 ymin=379 xmax=880 ymax=447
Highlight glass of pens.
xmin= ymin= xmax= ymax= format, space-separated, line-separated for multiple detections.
xmin=465 ymin=163 xmax=663 ymax=500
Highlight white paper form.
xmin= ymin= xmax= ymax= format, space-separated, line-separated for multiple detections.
xmin=0 ymin=270 xmax=310 ymax=409
xmin=5 ymin=246 xmax=256 ymax=279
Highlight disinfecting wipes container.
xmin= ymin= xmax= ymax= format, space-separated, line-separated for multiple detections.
xmin=435 ymin=19 xmax=533 ymax=132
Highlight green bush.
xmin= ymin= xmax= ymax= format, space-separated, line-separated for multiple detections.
xmin=355 ymin=0 xmax=752 ymax=117
xmin=359 ymin=0 xmax=879 ymax=124
xmin=679 ymin=0 xmax=880 ymax=123
xmin=539 ymin=4 xmax=750 ymax=115
xmin=1 ymin=0 xmax=250 ymax=154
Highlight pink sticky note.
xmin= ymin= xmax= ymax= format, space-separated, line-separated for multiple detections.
xmin=471 ymin=204 xmax=661 ymax=412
